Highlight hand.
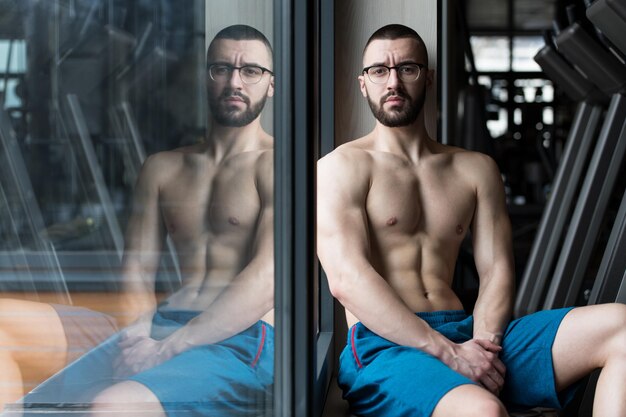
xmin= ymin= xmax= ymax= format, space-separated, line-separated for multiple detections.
xmin=113 ymin=333 xmax=175 ymax=377
xmin=446 ymin=339 xmax=506 ymax=395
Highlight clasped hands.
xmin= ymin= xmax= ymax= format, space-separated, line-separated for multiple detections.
xmin=447 ymin=339 xmax=506 ymax=396
xmin=112 ymin=319 xmax=178 ymax=377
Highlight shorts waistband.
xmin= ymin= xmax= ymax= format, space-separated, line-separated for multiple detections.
xmin=413 ymin=310 xmax=468 ymax=327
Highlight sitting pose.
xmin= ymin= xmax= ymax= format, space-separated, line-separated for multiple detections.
xmin=1 ymin=24 xmax=275 ymax=417
xmin=317 ymin=24 xmax=626 ymax=417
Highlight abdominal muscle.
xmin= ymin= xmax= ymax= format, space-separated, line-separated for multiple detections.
xmin=345 ymin=271 xmax=464 ymax=329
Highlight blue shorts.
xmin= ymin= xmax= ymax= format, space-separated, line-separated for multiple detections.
xmin=338 ymin=308 xmax=578 ymax=417
xmin=20 ymin=310 xmax=273 ymax=417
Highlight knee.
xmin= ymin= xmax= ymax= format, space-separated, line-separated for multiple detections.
xmin=90 ymin=382 xmax=163 ymax=417
xmin=606 ymin=304 xmax=626 ymax=360
xmin=467 ymin=397 xmax=508 ymax=417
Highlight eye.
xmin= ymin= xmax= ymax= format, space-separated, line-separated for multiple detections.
xmin=399 ymin=65 xmax=418 ymax=75
xmin=242 ymin=66 xmax=262 ymax=77
xmin=212 ymin=65 xmax=230 ymax=75
xmin=370 ymin=66 xmax=388 ymax=76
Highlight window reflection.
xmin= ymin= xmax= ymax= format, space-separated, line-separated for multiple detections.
xmin=0 ymin=1 xmax=274 ymax=415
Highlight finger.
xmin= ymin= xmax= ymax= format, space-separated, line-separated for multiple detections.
xmin=474 ymin=339 xmax=502 ymax=353
xmin=493 ymin=357 xmax=507 ymax=377
xmin=479 ymin=375 xmax=499 ymax=395
xmin=488 ymin=368 xmax=505 ymax=388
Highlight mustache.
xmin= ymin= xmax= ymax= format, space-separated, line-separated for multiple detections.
xmin=380 ymin=90 xmax=410 ymax=105
xmin=220 ymin=90 xmax=250 ymax=105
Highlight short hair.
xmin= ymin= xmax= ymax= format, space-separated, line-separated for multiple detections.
xmin=207 ymin=24 xmax=273 ymax=66
xmin=363 ymin=24 xmax=428 ymax=67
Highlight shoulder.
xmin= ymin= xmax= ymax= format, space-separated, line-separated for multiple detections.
xmin=430 ymin=143 xmax=501 ymax=183
xmin=318 ymin=140 xmax=374 ymax=179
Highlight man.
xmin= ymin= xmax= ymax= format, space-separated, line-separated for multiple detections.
xmin=1 ymin=24 xmax=275 ymax=417
xmin=317 ymin=24 xmax=626 ymax=417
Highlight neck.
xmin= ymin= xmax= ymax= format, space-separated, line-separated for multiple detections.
xmin=373 ymin=112 xmax=432 ymax=162
xmin=204 ymin=117 xmax=266 ymax=162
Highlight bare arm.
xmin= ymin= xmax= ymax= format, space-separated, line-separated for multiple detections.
xmin=317 ymin=151 xmax=455 ymax=359
xmin=118 ymin=155 xmax=165 ymax=325
xmin=470 ymin=155 xmax=515 ymax=345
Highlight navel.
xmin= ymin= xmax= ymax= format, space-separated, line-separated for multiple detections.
xmin=456 ymin=224 xmax=464 ymax=235
xmin=167 ymin=223 xmax=176 ymax=233
xmin=229 ymin=216 xmax=240 ymax=226
xmin=386 ymin=217 xmax=398 ymax=226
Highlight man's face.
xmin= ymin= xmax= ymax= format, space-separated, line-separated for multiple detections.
xmin=359 ymin=38 xmax=432 ymax=127
xmin=207 ymin=39 xmax=274 ymax=127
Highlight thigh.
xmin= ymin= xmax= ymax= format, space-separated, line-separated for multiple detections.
xmin=499 ymin=307 xmax=576 ymax=409
xmin=339 ymin=343 xmax=475 ymax=417
xmin=0 ymin=299 xmax=67 ymax=377
xmin=130 ymin=343 xmax=272 ymax=417
xmin=552 ymin=303 xmax=626 ymax=391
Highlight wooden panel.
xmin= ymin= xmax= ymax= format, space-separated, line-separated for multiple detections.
xmin=335 ymin=0 xmax=438 ymax=145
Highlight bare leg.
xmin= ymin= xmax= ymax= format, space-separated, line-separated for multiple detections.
xmin=432 ymin=384 xmax=508 ymax=417
xmin=0 ymin=299 xmax=67 ymax=410
xmin=552 ymin=303 xmax=626 ymax=417
xmin=91 ymin=381 xmax=165 ymax=417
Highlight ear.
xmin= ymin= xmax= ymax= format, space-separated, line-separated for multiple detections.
xmin=267 ymin=75 xmax=275 ymax=98
xmin=358 ymin=75 xmax=368 ymax=98
xmin=425 ymin=68 xmax=435 ymax=88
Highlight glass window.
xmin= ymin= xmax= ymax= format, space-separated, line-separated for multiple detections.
xmin=0 ymin=1 xmax=275 ymax=415
xmin=470 ymin=36 xmax=510 ymax=72
xmin=512 ymin=36 xmax=543 ymax=72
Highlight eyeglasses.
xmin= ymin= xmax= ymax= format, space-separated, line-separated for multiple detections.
xmin=362 ymin=63 xmax=425 ymax=84
xmin=208 ymin=64 xmax=273 ymax=85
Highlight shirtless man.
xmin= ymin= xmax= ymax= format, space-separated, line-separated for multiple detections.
xmin=1 ymin=24 xmax=275 ymax=417
xmin=317 ymin=24 xmax=626 ymax=417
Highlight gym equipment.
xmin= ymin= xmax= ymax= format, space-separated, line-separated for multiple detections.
xmin=514 ymin=38 xmax=604 ymax=317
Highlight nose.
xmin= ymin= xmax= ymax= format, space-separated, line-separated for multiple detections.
xmin=386 ymin=67 xmax=400 ymax=89
xmin=228 ymin=68 xmax=244 ymax=89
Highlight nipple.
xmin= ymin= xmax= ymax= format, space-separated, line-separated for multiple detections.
xmin=386 ymin=217 xmax=398 ymax=226
xmin=456 ymin=224 xmax=464 ymax=235
xmin=229 ymin=216 xmax=240 ymax=226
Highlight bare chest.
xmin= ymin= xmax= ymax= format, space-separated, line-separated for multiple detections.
xmin=159 ymin=166 xmax=261 ymax=245
xmin=366 ymin=164 xmax=476 ymax=243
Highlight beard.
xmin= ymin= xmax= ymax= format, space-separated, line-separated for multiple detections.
xmin=208 ymin=88 xmax=268 ymax=127
xmin=367 ymin=89 xmax=425 ymax=127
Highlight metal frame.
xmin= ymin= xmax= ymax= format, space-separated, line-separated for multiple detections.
xmin=543 ymin=93 xmax=626 ymax=309
xmin=0 ymin=107 xmax=69 ymax=301
xmin=274 ymin=0 xmax=335 ymax=415
xmin=65 ymin=94 xmax=125 ymax=259
xmin=514 ymin=101 xmax=602 ymax=316
xmin=588 ymin=190 xmax=626 ymax=305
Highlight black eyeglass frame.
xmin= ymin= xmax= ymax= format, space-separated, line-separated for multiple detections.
xmin=207 ymin=63 xmax=275 ymax=84
xmin=361 ymin=63 xmax=426 ymax=83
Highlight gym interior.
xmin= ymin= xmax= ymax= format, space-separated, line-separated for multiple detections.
xmin=0 ymin=0 xmax=624 ymax=416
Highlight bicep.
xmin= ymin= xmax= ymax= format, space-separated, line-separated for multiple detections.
xmin=470 ymin=158 xmax=513 ymax=276
xmin=317 ymin=163 xmax=371 ymax=276
xmin=123 ymin=157 xmax=166 ymax=261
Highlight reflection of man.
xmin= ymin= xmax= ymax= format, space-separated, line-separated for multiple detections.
xmin=8 ymin=24 xmax=275 ymax=416
xmin=317 ymin=24 xmax=626 ymax=417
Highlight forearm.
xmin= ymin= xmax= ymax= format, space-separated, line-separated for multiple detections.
xmin=161 ymin=262 xmax=273 ymax=356
xmin=332 ymin=263 xmax=455 ymax=361
xmin=472 ymin=268 xmax=514 ymax=345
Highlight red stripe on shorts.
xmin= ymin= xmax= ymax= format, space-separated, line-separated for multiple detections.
xmin=351 ymin=325 xmax=363 ymax=369
xmin=251 ymin=323 xmax=267 ymax=368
